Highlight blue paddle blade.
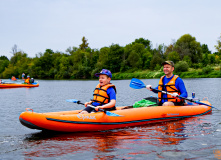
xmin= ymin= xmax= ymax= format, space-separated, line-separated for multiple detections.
xmin=66 ymin=99 xmax=79 ymax=103
xmin=130 ymin=78 xmax=146 ymax=89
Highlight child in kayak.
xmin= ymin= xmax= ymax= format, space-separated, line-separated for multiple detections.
xmin=79 ymin=69 xmax=117 ymax=114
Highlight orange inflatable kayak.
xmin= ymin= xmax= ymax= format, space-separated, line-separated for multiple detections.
xmin=19 ymin=101 xmax=212 ymax=132
xmin=0 ymin=82 xmax=39 ymax=88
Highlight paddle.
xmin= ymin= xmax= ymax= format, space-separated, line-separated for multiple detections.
xmin=130 ymin=78 xmax=217 ymax=109
xmin=66 ymin=99 xmax=123 ymax=117
xmin=130 ymin=78 xmax=146 ymax=89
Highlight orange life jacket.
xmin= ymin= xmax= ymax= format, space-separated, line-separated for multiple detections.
xmin=25 ymin=78 xmax=30 ymax=84
xmin=92 ymin=83 xmax=116 ymax=105
xmin=158 ymin=75 xmax=183 ymax=103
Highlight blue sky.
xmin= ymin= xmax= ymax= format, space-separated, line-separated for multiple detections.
xmin=1 ymin=0 xmax=221 ymax=59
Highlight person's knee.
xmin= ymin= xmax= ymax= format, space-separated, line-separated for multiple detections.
xmin=79 ymin=111 xmax=88 ymax=114
xmin=162 ymin=102 xmax=175 ymax=106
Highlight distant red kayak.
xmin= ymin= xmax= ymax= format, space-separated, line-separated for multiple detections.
xmin=0 ymin=82 xmax=39 ymax=88
xmin=11 ymin=77 xmax=18 ymax=81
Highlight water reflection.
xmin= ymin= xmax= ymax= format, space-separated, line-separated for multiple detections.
xmin=22 ymin=115 xmax=211 ymax=159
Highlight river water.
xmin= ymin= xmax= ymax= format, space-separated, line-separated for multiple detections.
xmin=0 ymin=78 xmax=221 ymax=159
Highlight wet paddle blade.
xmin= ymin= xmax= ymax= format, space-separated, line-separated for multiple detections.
xmin=130 ymin=78 xmax=146 ymax=89
xmin=66 ymin=99 xmax=79 ymax=103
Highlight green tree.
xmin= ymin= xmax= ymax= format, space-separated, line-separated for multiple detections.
xmin=2 ymin=64 xmax=18 ymax=78
xmin=215 ymin=55 xmax=220 ymax=64
xmin=0 ymin=55 xmax=9 ymax=61
xmin=208 ymin=54 xmax=216 ymax=64
xmin=214 ymin=34 xmax=221 ymax=53
xmin=201 ymin=44 xmax=211 ymax=66
xmin=66 ymin=46 xmax=78 ymax=55
xmin=132 ymin=38 xmax=151 ymax=50
xmin=126 ymin=43 xmax=146 ymax=69
xmin=0 ymin=56 xmax=9 ymax=74
xmin=174 ymin=61 xmax=189 ymax=72
xmin=108 ymin=44 xmax=124 ymax=73
xmin=174 ymin=34 xmax=202 ymax=64
xmin=150 ymin=52 xmax=163 ymax=70
xmin=123 ymin=44 xmax=134 ymax=71
xmin=90 ymin=49 xmax=99 ymax=69
xmin=183 ymin=55 xmax=192 ymax=67
xmin=95 ymin=47 xmax=110 ymax=71
xmin=58 ymin=55 xmax=70 ymax=79
xmin=69 ymin=48 xmax=93 ymax=79
xmin=149 ymin=44 xmax=165 ymax=70
xmin=164 ymin=44 xmax=174 ymax=56
xmin=167 ymin=51 xmax=180 ymax=63
xmin=202 ymin=52 xmax=209 ymax=66
xmin=10 ymin=51 xmax=28 ymax=65
xmin=202 ymin=65 xmax=213 ymax=74
xmin=33 ymin=49 xmax=54 ymax=78
xmin=127 ymin=51 xmax=142 ymax=69
xmin=142 ymin=51 xmax=152 ymax=69
xmin=2 ymin=51 xmax=31 ymax=78
xmin=79 ymin=36 xmax=89 ymax=51
xmin=201 ymin=44 xmax=211 ymax=54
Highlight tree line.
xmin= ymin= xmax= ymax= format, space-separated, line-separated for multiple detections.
xmin=0 ymin=34 xmax=221 ymax=79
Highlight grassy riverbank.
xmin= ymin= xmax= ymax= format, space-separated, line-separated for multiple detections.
xmin=112 ymin=66 xmax=221 ymax=80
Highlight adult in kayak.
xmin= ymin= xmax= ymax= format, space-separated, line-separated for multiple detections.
xmin=79 ymin=69 xmax=117 ymax=114
xmin=146 ymin=61 xmax=188 ymax=106
xmin=24 ymin=75 xmax=31 ymax=84
xmin=24 ymin=75 xmax=34 ymax=84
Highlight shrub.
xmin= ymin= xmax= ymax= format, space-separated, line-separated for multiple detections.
xmin=174 ymin=61 xmax=189 ymax=72
xmin=202 ymin=65 xmax=213 ymax=74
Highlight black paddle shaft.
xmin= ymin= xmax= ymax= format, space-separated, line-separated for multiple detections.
xmin=76 ymin=101 xmax=85 ymax=105
xmin=77 ymin=101 xmax=106 ymax=112
xmin=151 ymin=88 xmax=197 ymax=102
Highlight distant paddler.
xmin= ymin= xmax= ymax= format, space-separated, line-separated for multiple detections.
xmin=11 ymin=76 xmax=17 ymax=81
xmin=22 ymin=73 xmax=25 ymax=80
xmin=24 ymin=75 xmax=35 ymax=84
